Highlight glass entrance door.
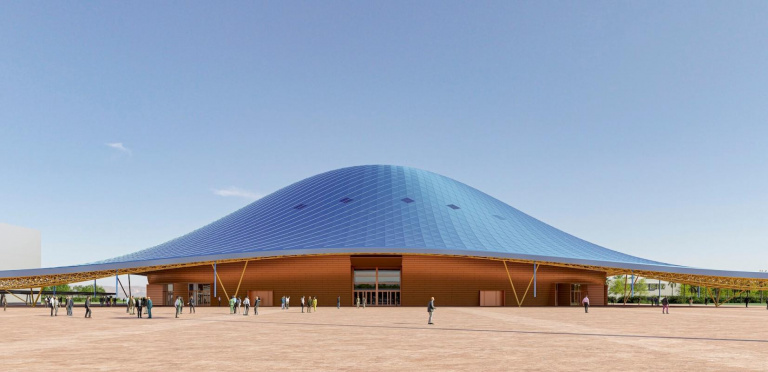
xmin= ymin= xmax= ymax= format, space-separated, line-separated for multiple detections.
xmin=570 ymin=284 xmax=582 ymax=306
xmin=353 ymin=269 xmax=401 ymax=306
xmin=188 ymin=283 xmax=211 ymax=306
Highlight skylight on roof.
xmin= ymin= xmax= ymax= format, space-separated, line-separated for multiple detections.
xmin=340 ymin=197 xmax=353 ymax=204
xmin=401 ymin=197 xmax=415 ymax=203
xmin=447 ymin=204 xmax=460 ymax=210
xmin=294 ymin=204 xmax=307 ymax=210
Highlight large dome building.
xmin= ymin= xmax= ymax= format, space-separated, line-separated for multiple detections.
xmin=1 ymin=165 xmax=766 ymax=307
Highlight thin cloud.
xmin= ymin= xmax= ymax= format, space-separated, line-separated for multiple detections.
xmin=213 ymin=187 xmax=262 ymax=200
xmin=106 ymin=142 xmax=132 ymax=155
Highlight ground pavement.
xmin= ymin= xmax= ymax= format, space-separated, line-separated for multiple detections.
xmin=1 ymin=304 xmax=766 ymax=371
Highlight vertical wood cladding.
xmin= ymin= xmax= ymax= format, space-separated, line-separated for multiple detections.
xmin=146 ymin=256 xmax=352 ymax=307
xmin=400 ymin=256 xmax=606 ymax=307
xmin=145 ymin=255 xmax=606 ymax=306
xmin=146 ymin=284 xmax=164 ymax=306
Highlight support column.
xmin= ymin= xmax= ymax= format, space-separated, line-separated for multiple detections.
xmin=128 ymin=274 xmax=131 ymax=298
xmin=503 ymin=260 xmax=537 ymax=307
xmin=93 ymin=279 xmax=96 ymax=298
xmin=213 ymin=263 xmax=230 ymax=301
xmin=213 ymin=262 xmax=217 ymax=298
xmin=630 ymin=271 xmax=635 ymax=298
xmin=115 ymin=271 xmax=118 ymax=300
xmin=233 ymin=261 xmax=249 ymax=299
xmin=533 ymin=262 xmax=537 ymax=298
xmin=375 ymin=267 xmax=379 ymax=306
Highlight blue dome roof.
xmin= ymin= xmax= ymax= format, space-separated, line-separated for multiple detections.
xmin=97 ymin=165 xmax=672 ymax=268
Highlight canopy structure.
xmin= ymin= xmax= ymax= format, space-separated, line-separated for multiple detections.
xmin=1 ymin=165 xmax=767 ymax=291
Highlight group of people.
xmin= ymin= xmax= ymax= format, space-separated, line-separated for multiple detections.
xmin=355 ymin=296 xmax=367 ymax=309
xmin=40 ymin=295 xmax=93 ymax=318
xmin=228 ymin=295 xmax=261 ymax=315
xmin=45 ymin=296 xmax=75 ymax=316
xmin=126 ymin=296 xmax=153 ymax=318
xmin=98 ymin=296 xmax=117 ymax=307
xmin=300 ymin=296 xmax=318 ymax=313
xmin=174 ymin=296 xmax=196 ymax=317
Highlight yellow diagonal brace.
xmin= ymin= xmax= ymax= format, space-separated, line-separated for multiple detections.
xmin=212 ymin=264 xmax=230 ymax=301
xmin=503 ymin=261 xmax=520 ymax=306
xmin=708 ymin=288 xmax=720 ymax=307
xmin=621 ymin=274 xmax=627 ymax=305
xmin=518 ymin=264 xmax=539 ymax=307
xmin=719 ymin=289 xmax=746 ymax=305
xmin=33 ymin=288 xmax=42 ymax=307
xmin=5 ymin=290 xmax=25 ymax=303
xmin=233 ymin=261 xmax=248 ymax=298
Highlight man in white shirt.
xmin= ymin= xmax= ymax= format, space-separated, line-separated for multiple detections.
xmin=243 ymin=296 xmax=250 ymax=316
xmin=175 ymin=296 xmax=182 ymax=318
xmin=582 ymin=295 xmax=589 ymax=313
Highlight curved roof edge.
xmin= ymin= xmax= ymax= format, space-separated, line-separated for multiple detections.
xmin=2 ymin=248 xmax=767 ymax=281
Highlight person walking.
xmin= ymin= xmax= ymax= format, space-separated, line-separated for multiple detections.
xmin=362 ymin=296 xmax=367 ymax=309
xmin=229 ymin=296 xmax=235 ymax=314
xmin=175 ymin=296 xmax=182 ymax=318
xmin=662 ymin=296 xmax=669 ymax=314
xmin=243 ymin=296 xmax=250 ymax=316
xmin=745 ymin=297 xmax=749 ymax=308
xmin=582 ymin=295 xmax=589 ymax=313
xmin=84 ymin=296 xmax=92 ymax=318
xmin=254 ymin=296 xmax=260 ymax=315
xmin=1 ymin=293 xmax=6 ymax=311
xmin=128 ymin=296 xmax=134 ymax=315
xmin=427 ymin=297 xmax=436 ymax=325
xmin=137 ymin=297 xmax=144 ymax=318
xmin=286 ymin=296 xmax=290 ymax=310
xmin=356 ymin=296 xmax=360 ymax=309
xmin=189 ymin=296 xmax=196 ymax=314
xmin=301 ymin=296 xmax=305 ymax=313
xmin=146 ymin=297 xmax=153 ymax=319
xmin=179 ymin=296 xmax=184 ymax=314
xmin=67 ymin=296 xmax=74 ymax=316
xmin=281 ymin=296 xmax=285 ymax=310
xmin=236 ymin=297 xmax=242 ymax=314
xmin=53 ymin=296 xmax=59 ymax=316
xmin=312 ymin=296 xmax=317 ymax=312
xmin=337 ymin=296 xmax=341 ymax=309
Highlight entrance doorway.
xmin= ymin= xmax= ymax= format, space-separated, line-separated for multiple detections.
xmin=570 ymin=284 xmax=582 ymax=306
xmin=353 ymin=269 xmax=400 ymax=306
xmin=188 ymin=283 xmax=211 ymax=306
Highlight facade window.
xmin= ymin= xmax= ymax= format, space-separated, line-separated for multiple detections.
xmin=377 ymin=270 xmax=401 ymax=289
xmin=354 ymin=270 xmax=376 ymax=289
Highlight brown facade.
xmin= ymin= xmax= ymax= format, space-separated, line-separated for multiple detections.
xmin=145 ymin=255 xmax=606 ymax=307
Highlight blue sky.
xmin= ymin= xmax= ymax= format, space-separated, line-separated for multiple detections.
xmin=2 ymin=1 xmax=767 ymax=286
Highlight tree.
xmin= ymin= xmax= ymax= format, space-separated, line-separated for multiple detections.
xmin=71 ymin=284 xmax=105 ymax=294
xmin=608 ymin=275 xmax=649 ymax=298
xmin=43 ymin=284 xmax=72 ymax=292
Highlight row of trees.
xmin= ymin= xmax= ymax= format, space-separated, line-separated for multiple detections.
xmin=607 ymin=275 xmax=766 ymax=305
xmin=41 ymin=284 xmax=106 ymax=302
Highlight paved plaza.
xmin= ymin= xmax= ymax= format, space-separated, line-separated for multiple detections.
xmin=1 ymin=304 xmax=766 ymax=371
